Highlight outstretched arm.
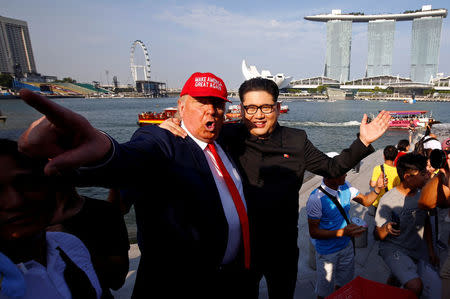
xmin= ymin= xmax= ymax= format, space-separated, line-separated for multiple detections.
xmin=419 ymin=162 xmax=450 ymax=210
xmin=308 ymin=219 xmax=366 ymax=239
xmin=353 ymin=174 xmax=386 ymax=207
xmin=18 ymin=89 xmax=112 ymax=175
xmin=359 ymin=110 xmax=391 ymax=147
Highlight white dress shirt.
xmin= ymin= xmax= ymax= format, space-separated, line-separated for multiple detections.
xmin=181 ymin=122 xmax=247 ymax=265
xmin=0 ymin=232 xmax=102 ymax=299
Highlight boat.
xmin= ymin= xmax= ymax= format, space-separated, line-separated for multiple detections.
xmin=280 ymin=105 xmax=289 ymax=113
xmin=137 ymin=107 xmax=178 ymax=126
xmin=224 ymin=104 xmax=241 ymax=123
xmin=403 ymin=98 xmax=416 ymax=104
xmin=387 ymin=110 xmax=438 ymax=129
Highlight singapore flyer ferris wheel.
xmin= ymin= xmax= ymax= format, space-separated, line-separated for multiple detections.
xmin=130 ymin=40 xmax=151 ymax=83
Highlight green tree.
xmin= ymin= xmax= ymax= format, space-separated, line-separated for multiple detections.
xmin=423 ymin=88 xmax=435 ymax=95
xmin=62 ymin=77 xmax=76 ymax=83
xmin=316 ymin=85 xmax=326 ymax=94
xmin=55 ymin=77 xmax=76 ymax=83
xmin=0 ymin=73 xmax=13 ymax=88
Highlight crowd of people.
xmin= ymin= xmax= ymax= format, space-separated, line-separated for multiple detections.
xmin=0 ymin=72 xmax=448 ymax=299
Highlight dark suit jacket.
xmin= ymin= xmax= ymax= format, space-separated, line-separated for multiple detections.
xmin=218 ymin=123 xmax=374 ymax=265
xmin=83 ymin=125 xmax=243 ymax=298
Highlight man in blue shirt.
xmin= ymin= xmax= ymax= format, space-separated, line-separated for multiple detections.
xmin=306 ymin=173 xmax=384 ymax=298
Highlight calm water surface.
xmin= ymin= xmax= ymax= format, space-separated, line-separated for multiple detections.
xmin=1 ymin=97 xmax=449 ymax=241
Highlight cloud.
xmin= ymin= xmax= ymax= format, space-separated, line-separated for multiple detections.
xmin=156 ymin=5 xmax=322 ymax=42
xmin=151 ymin=4 xmax=328 ymax=86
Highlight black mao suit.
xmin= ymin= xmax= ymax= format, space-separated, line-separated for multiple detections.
xmin=218 ymin=123 xmax=374 ymax=298
xmin=82 ymin=125 xmax=249 ymax=298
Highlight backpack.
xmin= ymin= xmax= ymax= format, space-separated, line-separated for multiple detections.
xmin=413 ymin=136 xmax=438 ymax=156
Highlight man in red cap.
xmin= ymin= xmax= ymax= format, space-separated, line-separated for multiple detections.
xmin=17 ymin=72 xmax=251 ymax=299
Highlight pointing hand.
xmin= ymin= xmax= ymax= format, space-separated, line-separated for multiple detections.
xmin=18 ymin=89 xmax=111 ymax=175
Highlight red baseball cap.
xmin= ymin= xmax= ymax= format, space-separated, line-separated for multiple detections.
xmin=180 ymin=72 xmax=231 ymax=102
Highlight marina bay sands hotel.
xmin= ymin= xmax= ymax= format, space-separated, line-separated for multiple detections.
xmin=304 ymin=5 xmax=447 ymax=83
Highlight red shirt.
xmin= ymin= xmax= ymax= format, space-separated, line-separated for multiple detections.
xmin=394 ymin=151 xmax=407 ymax=166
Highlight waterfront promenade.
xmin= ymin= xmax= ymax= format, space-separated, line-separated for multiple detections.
xmin=111 ymin=149 xmax=449 ymax=298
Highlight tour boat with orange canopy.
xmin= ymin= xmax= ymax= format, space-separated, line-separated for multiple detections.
xmin=137 ymin=107 xmax=178 ymax=126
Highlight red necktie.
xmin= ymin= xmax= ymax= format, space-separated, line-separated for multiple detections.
xmin=207 ymin=143 xmax=250 ymax=269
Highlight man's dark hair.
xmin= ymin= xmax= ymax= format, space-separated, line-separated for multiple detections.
xmin=238 ymin=78 xmax=279 ymax=103
xmin=397 ymin=139 xmax=410 ymax=152
xmin=383 ymin=145 xmax=398 ymax=161
xmin=0 ymin=139 xmax=47 ymax=172
xmin=396 ymin=153 xmax=427 ymax=182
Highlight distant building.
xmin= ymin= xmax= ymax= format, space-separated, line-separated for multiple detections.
xmin=367 ymin=20 xmax=395 ymax=77
xmin=241 ymin=59 xmax=293 ymax=89
xmin=290 ymin=76 xmax=340 ymax=88
xmin=344 ymin=75 xmax=412 ymax=88
xmin=305 ymin=5 xmax=447 ymax=83
xmin=432 ymin=73 xmax=450 ymax=90
xmin=325 ymin=17 xmax=352 ymax=82
xmin=0 ymin=15 xmax=37 ymax=75
xmin=135 ymin=80 xmax=167 ymax=97
xmin=411 ymin=16 xmax=444 ymax=83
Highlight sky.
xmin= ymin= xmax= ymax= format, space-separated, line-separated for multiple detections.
xmin=2 ymin=0 xmax=449 ymax=90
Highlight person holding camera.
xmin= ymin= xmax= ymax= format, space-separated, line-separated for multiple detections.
xmin=306 ymin=171 xmax=385 ymax=299
xmin=375 ymin=153 xmax=437 ymax=297
xmin=419 ymin=138 xmax=450 ymax=299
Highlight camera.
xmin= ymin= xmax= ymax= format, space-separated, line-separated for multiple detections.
xmin=429 ymin=149 xmax=450 ymax=169
xmin=391 ymin=211 xmax=400 ymax=230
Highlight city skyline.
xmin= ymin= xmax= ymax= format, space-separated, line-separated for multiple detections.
xmin=306 ymin=7 xmax=447 ymax=83
xmin=2 ymin=0 xmax=450 ymax=89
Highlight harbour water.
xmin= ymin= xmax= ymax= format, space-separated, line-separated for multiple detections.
xmin=1 ymin=97 xmax=449 ymax=241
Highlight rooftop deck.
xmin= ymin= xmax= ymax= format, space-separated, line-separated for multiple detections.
xmin=305 ymin=9 xmax=447 ymax=22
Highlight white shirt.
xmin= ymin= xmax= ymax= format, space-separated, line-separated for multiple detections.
xmin=182 ymin=122 xmax=247 ymax=265
xmin=0 ymin=232 xmax=102 ymax=299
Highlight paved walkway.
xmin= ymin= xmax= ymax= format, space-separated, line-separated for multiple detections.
xmin=111 ymin=150 xmax=450 ymax=298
